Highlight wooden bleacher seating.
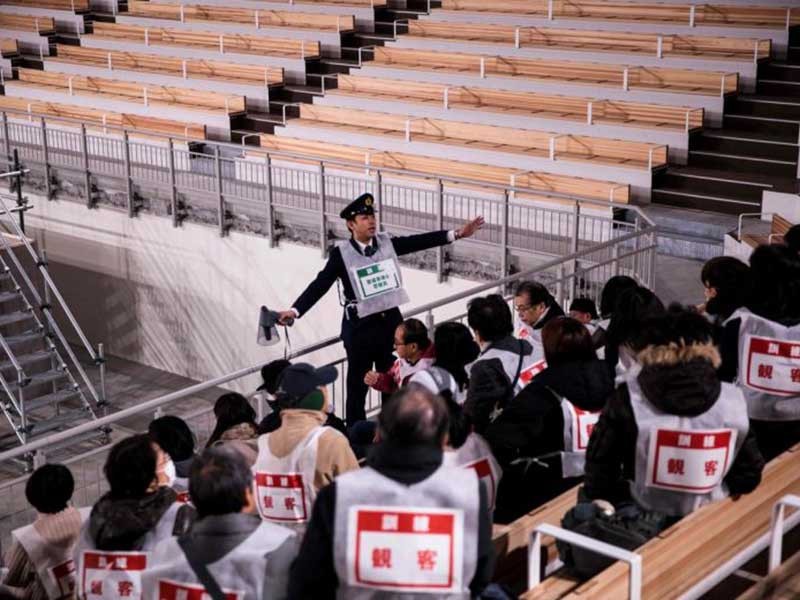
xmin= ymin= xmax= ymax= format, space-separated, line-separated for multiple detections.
xmin=125 ymin=1 xmax=355 ymax=32
xmin=406 ymin=22 xmax=772 ymax=62
xmin=0 ymin=38 xmax=18 ymax=56
xmin=13 ymin=68 xmax=246 ymax=115
xmin=89 ymin=22 xmax=319 ymax=60
xmin=0 ymin=95 xmax=207 ymax=139
xmin=255 ymin=135 xmax=631 ymax=203
xmin=296 ymin=104 xmax=668 ymax=170
xmin=51 ymin=45 xmax=284 ymax=87
xmin=438 ymin=0 xmax=800 ymax=29
xmin=288 ymin=0 xmax=385 ymax=5
xmin=370 ymin=47 xmax=739 ymax=97
xmin=520 ymin=444 xmax=800 ymax=599
xmin=742 ymin=214 xmax=794 ymax=248
xmin=0 ymin=14 xmax=56 ymax=34
xmin=333 ymin=74 xmax=705 ymax=131
xmin=0 ymin=0 xmax=90 ymax=10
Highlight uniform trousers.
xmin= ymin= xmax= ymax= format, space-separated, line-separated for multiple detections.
xmin=340 ymin=308 xmax=403 ymax=424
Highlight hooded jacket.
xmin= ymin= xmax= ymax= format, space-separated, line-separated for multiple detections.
xmin=87 ymin=487 xmax=192 ymax=551
xmin=466 ymin=335 xmax=534 ymax=434
xmin=584 ymin=344 xmax=764 ymax=506
xmin=485 ymin=359 xmax=614 ymax=523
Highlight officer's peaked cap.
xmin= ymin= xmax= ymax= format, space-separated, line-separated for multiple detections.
xmin=339 ymin=193 xmax=375 ymax=220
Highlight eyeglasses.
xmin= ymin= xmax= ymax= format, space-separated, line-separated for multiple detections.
xmin=393 ymin=339 xmax=408 ymax=347
xmin=514 ymin=304 xmax=532 ymax=313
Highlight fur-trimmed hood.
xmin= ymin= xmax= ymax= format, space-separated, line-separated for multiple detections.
xmin=636 ymin=342 xmax=722 ymax=416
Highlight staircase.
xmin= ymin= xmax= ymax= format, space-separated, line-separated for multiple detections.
xmin=0 ymin=191 xmax=105 ymax=463
xmin=652 ymin=37 xmax=800 ymax=216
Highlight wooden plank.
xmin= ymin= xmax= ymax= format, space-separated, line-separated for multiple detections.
xmin=0 ymin=0 xmax=90 ymax=10
xmin=0 ymin=94 xmax=206 ymax=139
xmin=0 ymin=14 xmax=56 ymax=32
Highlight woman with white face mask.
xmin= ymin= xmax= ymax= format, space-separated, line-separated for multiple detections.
xmin=149 ymin=416 xmax=197 ymax=502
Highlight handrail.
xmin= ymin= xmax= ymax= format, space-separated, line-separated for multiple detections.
xmin=0 ymin=216 xmax=655 ymax=464
xmin=0 ymin=108 xmax=651 ymax=221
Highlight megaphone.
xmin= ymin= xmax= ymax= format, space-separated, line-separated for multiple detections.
xmin=257 ymin=305 xmax=282 ymax=347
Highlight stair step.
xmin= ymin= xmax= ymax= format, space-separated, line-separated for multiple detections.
xmin=7 ymin=368 xmax=68 ymax=392
xmin=23 ymin=388 xmax=82 ymax=412
xmin=689 ymin=150 xmax=798 ymax=178
xmin=4 ymin=329 xmax=44 ymax=347
xmin=652 ymin=188 xmax=761 ymax=215
xmin=0 ymin=291 xmax=20 ymax=304
xmin=702 ymin=129 xmax=798 ymax=146
xmin=23 ymin=406 xmax=93 ymax=438
xmin=656 ymin=167 xmax=770 ymax=204
xmin=0 ymin=310 xmax=34 ymax=328
xmin=0 ymin=349 xmax=53 ymax=374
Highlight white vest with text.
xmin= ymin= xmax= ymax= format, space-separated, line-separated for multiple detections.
xmin=74 ymin=502 xmax=182 ymax=600
xmin=339 ymin=233 xmax=410 ymax=318
xmin=628 ymin=374 xmax=749 ymax=517
xmin=727 ymin=308 xmax=800 ymax=421
xmin=333 ymin=465 xmax=480 ymax=599
xmin=444 ymin=433 xmax=502 ymax=511
xmin=549 ymin=388 xmax=601 ymax=479
xmin=252 ymin=426 xmax=328 ymax=531
xmin=141 ymin=520 xmax=295 ymax=600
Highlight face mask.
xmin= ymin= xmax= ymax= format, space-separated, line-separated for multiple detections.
xmin=160 ymin=459 xmax=176 ymax=487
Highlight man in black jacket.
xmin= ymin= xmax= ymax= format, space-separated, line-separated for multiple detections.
xmin=278 ymin=193 xmax=483 ymax=425
xmin=584 ymin=307 xmax=764 ymax=516
xmin=288 ymin=386 xmax=494 ymax=599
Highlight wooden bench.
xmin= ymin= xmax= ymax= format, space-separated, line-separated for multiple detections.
xmin=51 ymin=45 xmax=284 ymax=87
xmin=334 ymin=74 xmax=704 ymax=131
xmin=125 ymin=1 xmax=355 ymax=32
xmin=0 ymin=94 xmax=206 ymax=139
xmin=406 ymin=22 xmax=771 ymax=61
xmin=15 ymin=68 xmax=246 ymax=114
xmin=0 ymin=14 xmax=56 ymax=33
xmin=742 ymin=214 xmax=794 ymax=248
xmin=297 ymin=104 xmax=667 ymax=170
xmin=0 ymin=38 xmax=18 ymax=55
xmin=439 ymin=0 xmax=800 ymax=29
xmin=0 ymin=0 xmax=90 ymax=10
xmin=256 ymin=134 xmax=631 ymax=203
xmin=288 ymin=0 xmax=385 ymax=5
xmin=520 ymin=443 xmax=800 ymax=599
xmin=371 ymin=47 xmax=739 ymax=96
xmin=90 ymin=22 xmax=319 ymax=60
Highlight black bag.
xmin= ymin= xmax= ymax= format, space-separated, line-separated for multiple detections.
xmin=558 ymin=502 xmax=669 ymax=580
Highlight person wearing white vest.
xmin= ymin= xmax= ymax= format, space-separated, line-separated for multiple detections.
xmin=252 ymin=363 xmax=358 ymax=532
xmin=3 ymin=464 xmax=85 ymax=600
xmin=466 ymin=294 xmax=535 ymax=433
xmin=73 ymin=435 xmax=194 ymax=600
xmin=485 ymin=317 xmax=614 ymax=524
xmin=276 ymin=193 xmax=485 ymax=426
xmin=584 ymin=307 xmax=764 ymax=519
xmin=719 ymin=244 xmax=800 ymax=460
xmin=513 ymin=281 xmax=565 ymax=366
xmin=289 ymin=385 xmax=494 ymax=599
xmin=364 ymin=318 xmax=436 ymax=395
xmin=143 ymin=446 xmax=299 ymax=600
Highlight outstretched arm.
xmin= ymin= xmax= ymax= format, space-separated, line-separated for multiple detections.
xmin=391 ymin=217 xmax=484 ymax=256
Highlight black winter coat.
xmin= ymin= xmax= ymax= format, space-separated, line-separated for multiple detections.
xmin=484 ymin=359 xmax=614 ymax=523
xmin=584 ymin=358 xmax=765 ymax=507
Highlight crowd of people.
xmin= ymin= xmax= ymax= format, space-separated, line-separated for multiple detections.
xmin=1 ymin=225 xmax=799 ymax=599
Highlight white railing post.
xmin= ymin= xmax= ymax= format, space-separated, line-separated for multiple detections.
xmin=623 ymin=67 xmax=629 ymax=91
xmin=528 ymin=524 xmax=642 ymax=600
xmin=301 ymin=41 xmax=306 ymax=60
xmin=547 ymin=0 xmax=554 ymax=20
xmin=786 ymin=8 xmax=791 ymax=31
xmin=443 ymin=87 xmax=449 ymax=109
xmin=144 ymin=27 xmax=149 ymax=46
xmin=720 ymin=74 xmax=726 ymax=97
xmin=255 ymin=10 xmax=259 ymax=29
xmin=515 ymin=27 xmax=520 ymax=49
xmin=648 ymin=147 xmax=654 ymax=170
xmin=405 ymin=119 xmax=411 ymax=142
xmin=689 ymin=4 xmax=696 ymax=27
xmin=219 ymin=35 xmax=224 ymax=54
xmin=549 ymin=136 xmax=556 ymax=160
xmin=769 ymin=495 xmax=800 ymax=572
xmin=68 ymin=76 xmax=74 ymax=96
xmin=143 ymin=86 xmax=148 ymax=106
xmin=107 ymin=51 xmax=113 ymax=71
xmin=685 ymin=110 xmax=690 ymax=132
xmin=586 ymin=101 xmax=593 ymax=125
xmin=179 ymin=4 xmax=185 ymax=22
xmin=182 ymin=59 xmax=187 ymax=79
xmin=480 ymin=56 xmax=486 ymax=78
xmin=656 ymin=35 xmax=663 ymax=59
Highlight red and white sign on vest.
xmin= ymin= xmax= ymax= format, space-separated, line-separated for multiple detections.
xmin=646 ymin=429 xmax=736 ymax=494
xmin=81 ymin=551 xmax=147 ymax=600
xmin=157 ymin=579 xmax=244 ymax=600
xmin=254 ymin=473 xmax=308 ymax=522
xmin=464 ymin=459 xmax=496 ymax=510
xmin=519 ymin=360 xmax=547 ymax=386
xmin=50 ymin=560 xmax=77 ymax=598
xmin=565 ymin=402 xmax=600 ymax=452
xmin=744 ymin=335 xmax=800 ymax=396
xmin=347 ymin=506 xmax=464 ymax=593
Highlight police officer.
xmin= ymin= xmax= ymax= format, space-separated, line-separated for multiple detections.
xmin=277 ymin=193 xmax=484 ymax=425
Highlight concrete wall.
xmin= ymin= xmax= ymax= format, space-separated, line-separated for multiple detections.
xmin=23 ymin=194 xmax=482 ymax=393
